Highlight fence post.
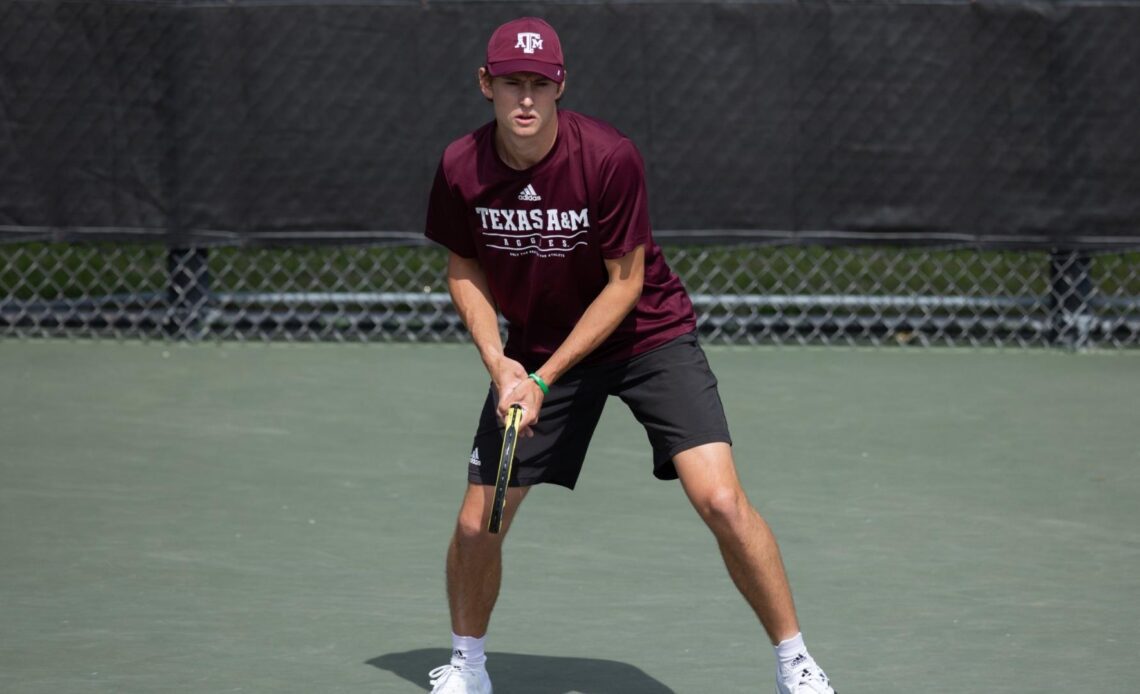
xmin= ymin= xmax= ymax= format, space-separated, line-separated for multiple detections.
xmin=165 ymin=247 xmax=210 ymax=338
xmin=1048 ymin=249 xmax=1093 ymax=348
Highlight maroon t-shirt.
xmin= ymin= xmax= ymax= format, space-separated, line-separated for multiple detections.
xmin=425 ymin=110 xmax=696 ymax=369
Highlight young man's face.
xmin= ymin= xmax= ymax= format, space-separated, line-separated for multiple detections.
xmin=480 ymin=70 xmax=565 ymax=140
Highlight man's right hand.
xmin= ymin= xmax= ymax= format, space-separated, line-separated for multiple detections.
xmin=492 ymin=356 xmax=544 ymax=437
xmin=491 ymin=355 xmax=528 ymax=416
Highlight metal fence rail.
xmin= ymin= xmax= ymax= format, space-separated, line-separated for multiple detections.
xmin=2 ymin=242 xmax=1138 ymax=348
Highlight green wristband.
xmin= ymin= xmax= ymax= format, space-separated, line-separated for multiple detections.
xmin=528 ymin=372 xmax=549 ymax=395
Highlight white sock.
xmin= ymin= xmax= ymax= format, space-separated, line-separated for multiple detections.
xmin=451 ymin=632 xmax=486 ymax=669
xmin=774 ymin=632 xmax=809 ymax=676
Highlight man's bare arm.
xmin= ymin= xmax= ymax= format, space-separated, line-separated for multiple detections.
xmin=500 ymin=245 xmax=645 ymax=429
xmin=447 ymin=252 xmax=527 ymax=400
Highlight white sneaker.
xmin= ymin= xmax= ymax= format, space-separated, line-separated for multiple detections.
xmin=777 ymin=653 xmax=835 ymax=694
xmin=428 ymin=663 xmax=492 ymax=694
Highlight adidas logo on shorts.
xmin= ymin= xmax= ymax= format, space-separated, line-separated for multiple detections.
xmin=469 ymin=448 xmax=481 ymax=467
xmin=517 ymin=184 xmax=541 ymax=201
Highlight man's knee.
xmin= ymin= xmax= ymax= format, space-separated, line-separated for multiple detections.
xmin=454 ymin=484 xmax=524 ymax=544
xmin=455 ymin=509 xmax=489 ymax=543
xmin=695 ymin=485 xmax=750 ymax=529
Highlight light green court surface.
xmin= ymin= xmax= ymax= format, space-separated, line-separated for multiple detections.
xmin=1 ymin=341 xmax=1137 ymax=693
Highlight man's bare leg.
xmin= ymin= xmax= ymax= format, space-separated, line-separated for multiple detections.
xmin=673 ymin=442 xmax=799 ymax=644
xmin=447 ymin=483 xmax=529 ymax=637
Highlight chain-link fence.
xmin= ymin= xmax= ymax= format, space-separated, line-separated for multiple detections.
xmin=4 ymin=1 xmax=1139 ymax=347
xmin=3 ymin=241 xmax=1137 ymax=348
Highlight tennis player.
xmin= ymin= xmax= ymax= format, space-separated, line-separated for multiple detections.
xmin=423 ymin=17 xmax=837 ymax=694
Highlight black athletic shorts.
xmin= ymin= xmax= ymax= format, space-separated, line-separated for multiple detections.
xmin=466 ymin=331 xmax=732 ymax=489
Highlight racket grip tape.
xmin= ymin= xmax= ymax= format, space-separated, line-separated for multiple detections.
xmin=487 ymin=405 xmax=524 ymax=534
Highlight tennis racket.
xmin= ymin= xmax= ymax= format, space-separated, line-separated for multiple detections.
xmin=487 ymin=404 xmax=523 ymax=534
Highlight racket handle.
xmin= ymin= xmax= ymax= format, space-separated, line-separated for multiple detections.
xmin=488 ymin=405 xmax=523 ymax=534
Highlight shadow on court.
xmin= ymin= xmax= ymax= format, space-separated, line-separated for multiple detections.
xmin=368 ymin=648 xmax=675 ymax=693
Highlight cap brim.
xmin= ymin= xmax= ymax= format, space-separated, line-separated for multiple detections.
xmin=487 ymin=59 xmax=564 ymax=83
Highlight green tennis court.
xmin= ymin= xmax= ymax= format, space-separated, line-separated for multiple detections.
xmin=1 ymin=341 xmax=1137 ymax=693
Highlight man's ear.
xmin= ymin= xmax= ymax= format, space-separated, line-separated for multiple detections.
xmin=477 ymin=67 xmax=493 ymax=101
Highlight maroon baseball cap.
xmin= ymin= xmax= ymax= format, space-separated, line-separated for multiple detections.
xmin=485 ymin=17 xmax=565 ymax=83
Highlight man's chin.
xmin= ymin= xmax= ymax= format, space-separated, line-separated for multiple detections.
xmin=505 ymin=125 xmax=541 ymax=139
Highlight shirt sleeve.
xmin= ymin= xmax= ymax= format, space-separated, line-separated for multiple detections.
xmin=424 ymin=159 xmax=477 ymax=258
xmin=596 ymin=139 xmax=652 ymax=259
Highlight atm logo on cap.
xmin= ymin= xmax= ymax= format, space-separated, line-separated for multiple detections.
xmin=515 ymin=32 xmax=543 ymax=54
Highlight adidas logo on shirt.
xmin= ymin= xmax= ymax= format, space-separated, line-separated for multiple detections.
xmin=469 ymin=448 xmax=481 ymax=467
xmin=517 ymin=184 xmax=541 ymax=201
